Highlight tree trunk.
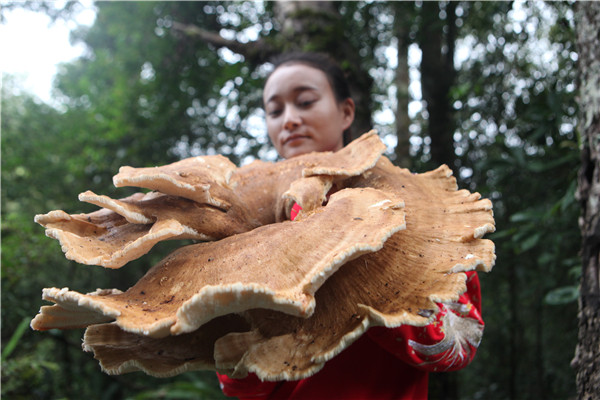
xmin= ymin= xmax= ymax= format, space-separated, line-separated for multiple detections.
xmin=418 ymin=3 xmax=459 ymax=398
xmin=573 ymin=2 xmax=600 ymax=399
xmin=393 ymin=2 xmax=413 ymax=169
xmin=418 ymin=1 xmax=457 ymax=169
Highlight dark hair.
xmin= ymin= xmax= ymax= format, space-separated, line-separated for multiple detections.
xmin=266 ymin=52 xmax=354 ymax=143
xmin=268 ymin=52 xmax=352 ymax=104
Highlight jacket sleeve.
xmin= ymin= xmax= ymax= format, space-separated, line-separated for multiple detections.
xmin=367 ymin=271 xmax=484 ymax=372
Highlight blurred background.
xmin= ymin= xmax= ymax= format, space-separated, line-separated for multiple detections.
xmin=1 ymin=1 xmax=583 ymax=399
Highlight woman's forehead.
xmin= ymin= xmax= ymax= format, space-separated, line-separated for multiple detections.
xmin=264 ymin=64 xmax=331 ymax=102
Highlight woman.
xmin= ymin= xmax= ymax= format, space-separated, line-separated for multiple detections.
xmin=262 ymin=52 xmax=355 ymax=159
xmin=217 ymin=52 xmax=484 ymax=400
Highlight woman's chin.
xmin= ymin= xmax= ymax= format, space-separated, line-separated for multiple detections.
xmin=283 ymin=148 xmax=307 ymax=159
xmin=280 ymin=137 xmax=344 ymax=159
xmin=282 ymin=140 xmax=314 ymax=158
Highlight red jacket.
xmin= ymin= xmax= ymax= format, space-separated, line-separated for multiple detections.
xmin=218 ymin=203 xmax=484 ymax=399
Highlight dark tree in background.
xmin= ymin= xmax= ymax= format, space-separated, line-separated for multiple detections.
xmin=417 ymin=1 xmax=457 ymax=168
xmin=573 ymin=2 xmax=600 ymax=398
xmin=390 ymin=2 xmax=414 ymax=169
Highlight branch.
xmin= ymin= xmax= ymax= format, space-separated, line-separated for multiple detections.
xmin=171 ymin=21 xmax=276 ymax=66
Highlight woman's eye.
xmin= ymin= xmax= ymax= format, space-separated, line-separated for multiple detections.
xmin=267 ymin=108 xmax=282 ymax=117
xmin=298 ymin=99 xmax=316 ymax=108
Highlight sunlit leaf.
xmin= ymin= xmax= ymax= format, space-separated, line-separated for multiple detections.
xmin=544 ymin=286 xmax=579 ymax=305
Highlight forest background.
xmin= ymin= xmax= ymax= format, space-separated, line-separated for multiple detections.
xmin=0 ymin=1 xmax=593 ymax=399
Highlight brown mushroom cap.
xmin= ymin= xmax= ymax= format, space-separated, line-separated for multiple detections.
xmin=34 ymin=131 xmax=386 ymax=267
xmin=34 ymin=207 xmax=161 ymax=269
xmin=82 ymin=314 xmax=249 ymax=377
xmin=282 ymin=176 xmax=333 ymax=215
xmin=214 ymin=160 xmax=495 ymax=380
xmin=113 ymin=155 xmax=237 ymax=209
xmin=31 ymin=131 xmax=495 ymax=381
xmin=229 ymin=130 xmax=386 ymax=223
xmin=34 ymin=191 xmax=259 ymax=268
xmin=77 ymin=160 xmax=494 ymax=380
xmin=31 ymin=187 xmax=406 ymax=338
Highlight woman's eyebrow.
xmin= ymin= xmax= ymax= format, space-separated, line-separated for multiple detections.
xmin=266 ymin=85 xmax=318 ymax=104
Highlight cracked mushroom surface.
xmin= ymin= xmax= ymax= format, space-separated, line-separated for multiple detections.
xmin=31 ymin=187 xmax=406 ymax=338
xmin=34 ymin=131 xmax=385 ymax=268
xmin=34 ymin=191 xmax=260 ymax=269
xmin=113 ymin=154 xmax=238 ymax=209
xmin=78 ymin=161 xmax=495 ymax=380
xmin=213 ymin=161 xmax=495 ymax=380
xmin=30 ymin=131 xmax=495 ymax=381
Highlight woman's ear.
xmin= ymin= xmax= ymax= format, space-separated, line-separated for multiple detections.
xmin=340 ymin=98 xmax=355 ymax=130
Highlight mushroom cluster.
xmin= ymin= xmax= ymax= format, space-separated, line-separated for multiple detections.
xmin=31 ymin=131 xmax=495 ymax=380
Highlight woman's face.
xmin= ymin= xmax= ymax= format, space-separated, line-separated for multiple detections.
xmin=263 ymin=64 xmax=355 ymax=159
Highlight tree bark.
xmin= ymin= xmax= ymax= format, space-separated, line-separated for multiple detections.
xmin=393 ymin=2 xmax=413 ymax=169
xmin=573 ymin=2 xmax=600 ymax=399
xmin=418 ymin=1 xmax=457 ymax=168
xmin=418 ymin=4 xmax=459 ymax=398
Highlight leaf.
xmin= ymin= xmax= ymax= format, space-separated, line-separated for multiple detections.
xmin=509 ymin=210 xmax=542 ymax=223
xmin=1 ymin=317 xmax=30 ymax=361
xmin=520 ymin=232 xmax=541 ymax=252
xmin=544 ymin=286 xmax=579 ymax=305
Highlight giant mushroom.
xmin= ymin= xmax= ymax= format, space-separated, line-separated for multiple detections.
xmin=30 ymin=131 xmax=495 ymax=381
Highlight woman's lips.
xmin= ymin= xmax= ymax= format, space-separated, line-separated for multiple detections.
xmin=283 ymin=134 xmax=309 ymax=146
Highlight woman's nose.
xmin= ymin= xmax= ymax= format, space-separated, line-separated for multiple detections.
xmin=283 ymin=107 xmax=301 ymax=131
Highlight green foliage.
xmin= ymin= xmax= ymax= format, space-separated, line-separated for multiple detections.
xmin=2 ymin=317 xmax=31 ymax=361
xmin=128 ymin=373 xmax=227 ymax=400
xmin=446 ymin=2 xmax=580 ymax=398
xmin=54 ymin=1 xmax=273 ymax=169
xmin=1 ymin=340 xmax=62 ymax=399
